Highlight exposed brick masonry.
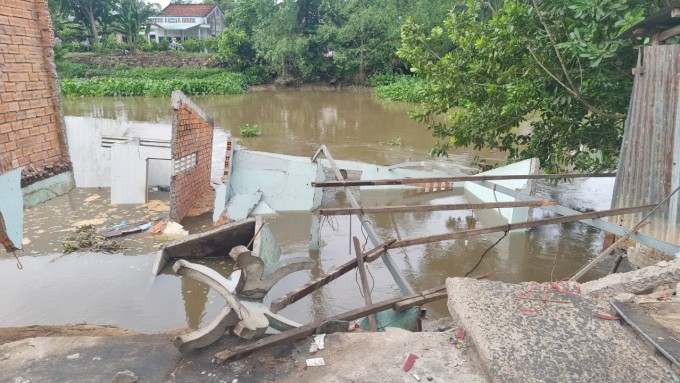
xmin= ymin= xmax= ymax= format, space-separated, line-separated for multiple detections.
xmin=0 ymin=0 xmax=71 ymax=180
xmin=169 ymin=91 xmax=214 ymax=222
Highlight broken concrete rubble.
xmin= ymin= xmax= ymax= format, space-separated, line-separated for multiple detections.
xmin=581 ymin=258 xmax=680 ymax=300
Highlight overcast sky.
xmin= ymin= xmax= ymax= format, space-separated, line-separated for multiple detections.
xmin=152 ymin=0 xmax=171 ymax=9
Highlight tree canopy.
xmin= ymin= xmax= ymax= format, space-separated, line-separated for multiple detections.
xmin=399 ymin=0 xmax=672 ymax=172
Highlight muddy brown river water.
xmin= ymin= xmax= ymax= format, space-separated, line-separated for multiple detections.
xmin=0 ymin=90 xmax=618 ymax=333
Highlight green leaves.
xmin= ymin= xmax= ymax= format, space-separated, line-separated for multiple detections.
xmin=59 ymin=68 xmax=248 ymax=97
xmin=398 ymin=0 xmax=664 ymax=172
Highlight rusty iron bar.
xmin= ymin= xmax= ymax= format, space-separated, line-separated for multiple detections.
xmin=318 ymin=200 xmax=556 ymax=216
xmin=389 ymin=205 xmax=655 ymax=249
xmin=311 ymin=172 xmax=616 ymax=188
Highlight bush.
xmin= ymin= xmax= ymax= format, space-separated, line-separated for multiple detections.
xmin=242 ymin=66 xmax=270 ymax=85
xmin=55 ymin=61 xmax=87 ymax=78
xmin=373 ymin=75 xmax=426 ymax=103
xmin=62 ymin=42 xmax=90 ymax=53
xmin=366 ymin=73 xmax=402 ymax=87
xmin=181 ymin=39 xmax=201 ymax=52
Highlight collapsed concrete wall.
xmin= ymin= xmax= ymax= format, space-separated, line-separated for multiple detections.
xmin=169 ymin=91 xmax=214 ymax=223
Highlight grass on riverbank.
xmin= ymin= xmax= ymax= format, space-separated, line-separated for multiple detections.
xmin=57 ymin=64 xmax=249 ymax=97
xmin=368 ymin=74 xmax=427 ymax=103
xmin=57 ymin=61 xmax=426 ymax=101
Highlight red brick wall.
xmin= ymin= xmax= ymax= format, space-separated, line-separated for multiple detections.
xmin=0 ymin=0 xmax=70 ymax=178
xmin=169 ymin=91 xmax=214 ymax=222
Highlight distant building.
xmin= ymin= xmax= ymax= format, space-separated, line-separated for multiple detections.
xmin=147 ymin=4 xmax=224 ymax=43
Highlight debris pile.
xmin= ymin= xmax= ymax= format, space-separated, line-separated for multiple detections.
xmin=62 ymin=225 xmax=127 ymax=254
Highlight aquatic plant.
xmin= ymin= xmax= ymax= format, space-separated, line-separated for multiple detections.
xmin=240 ymin=123 xmax=261 ymax=137
xmin=60 ymin=72 xmax=248 ymax=97
xmin=379 ymin=135 xmax=402 ymax=146
xmin=373 ymin=75 xmax=426 ymax=103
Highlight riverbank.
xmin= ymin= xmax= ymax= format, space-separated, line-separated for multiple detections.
xmin=2 ymin=261 xmax=678 ymax=382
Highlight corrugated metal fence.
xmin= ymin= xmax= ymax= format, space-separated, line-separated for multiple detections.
xmin=612 ymin=44 xmax=680 ymax=247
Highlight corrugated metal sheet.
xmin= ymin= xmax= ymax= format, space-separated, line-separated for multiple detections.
xmin=612 ymin=44 xmax=680 ymax=247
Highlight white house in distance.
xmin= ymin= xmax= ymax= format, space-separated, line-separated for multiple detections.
xmin=147 ymin=4 xmax=225 ymax=43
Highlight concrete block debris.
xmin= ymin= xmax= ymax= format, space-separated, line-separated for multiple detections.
xmin=309 ymin=334 xmax=325 ymax=353
xmin=306 ymin=358 xmax=325 ymax=367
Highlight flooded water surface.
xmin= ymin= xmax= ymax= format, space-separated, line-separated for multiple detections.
xmin=0 ymin=91 xmax=617 ymax=333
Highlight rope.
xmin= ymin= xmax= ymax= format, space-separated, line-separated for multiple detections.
xmin=515 ymin=280 xmax=580 ymax=313
xmin=12 ymin=250 xmax=23 ymax=269
xmin=463 ymin=228 xmax=509 ymax=277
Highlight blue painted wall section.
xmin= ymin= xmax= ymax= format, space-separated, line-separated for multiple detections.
xmin=0 ymin=169 xmax=24 ymax=250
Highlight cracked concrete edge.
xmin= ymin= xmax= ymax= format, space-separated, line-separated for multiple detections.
xmin=581 ymin=259 xmax=680 ymax=300
xmin=445 ymin=278 xmax=496 ymax=382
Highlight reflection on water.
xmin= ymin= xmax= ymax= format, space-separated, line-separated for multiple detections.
xmin=62 ymin=91 xmax=504 ymax=167
xmin=0 ymin=92 xmax=618 ymax=332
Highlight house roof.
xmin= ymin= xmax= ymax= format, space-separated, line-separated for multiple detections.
xmin=159 ymin=4 xmax=217 ymax=17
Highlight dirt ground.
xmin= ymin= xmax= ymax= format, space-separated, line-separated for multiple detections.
xmin=0 ymin=323 xmax=487 ymax=383
xmin=0 ymin=324 xmax=138 ymax=346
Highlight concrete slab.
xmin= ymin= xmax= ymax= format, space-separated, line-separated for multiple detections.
xmin=225 ymin=191 xmax=262 ymax=221
xmin=446 ymin=277 xmax=670 ymax=382
xmin=227 ymin=150 xmax=324 ymax=212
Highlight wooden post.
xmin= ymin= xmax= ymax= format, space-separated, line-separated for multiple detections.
xmin=318 ymin=200 xmax=555 ymax=216
xmin=214 ymin=286 xmax=447 ymax=364
xmin=311 ymin=172 xmax=616 ymax=188
xmin=269 ymin=240 xmax=396 ymax=313
xmin=390 ymin=205 xmax=654 ymax=249
xmin=354 ymin=236 xmax=377 ymax=331
xmin=571 ymin=221 xmax=649 ymax=281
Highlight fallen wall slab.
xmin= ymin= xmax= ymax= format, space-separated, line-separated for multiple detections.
xmin=446 ymin=277 xmax=669 ymax=382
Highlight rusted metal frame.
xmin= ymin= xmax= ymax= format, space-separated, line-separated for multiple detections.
xmin=389 ymin=205 xmax=655 ymax=249
xmin=311 ymin=172 xmax=616 ymax=188
xmin=353 ymin=236 xmax=377 ymax=331
xmin=269 ymin=240 xmax=396 ymax=314
xmin=318 ymin=200 xmax=555 ymax=216
xmin=214 ymin=286 xmax=447 ymax=364
xmin=477 ymin=180 xmax=680 ymax=254
xmin=312 ymin=145 xmax=414 ymax=295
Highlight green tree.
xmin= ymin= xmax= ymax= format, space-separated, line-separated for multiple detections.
xmin=316 ymin=0 xmax=400 ymax=82
xmin=61 ymin=0 xmax=113 ymax=42
xmin=48 ymin=0 xmax=86 ymax=43
xmin=399 ymin=0 xmax=670 ymax=172
xmin=112 ymin=0 xmax=161 ymax=47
